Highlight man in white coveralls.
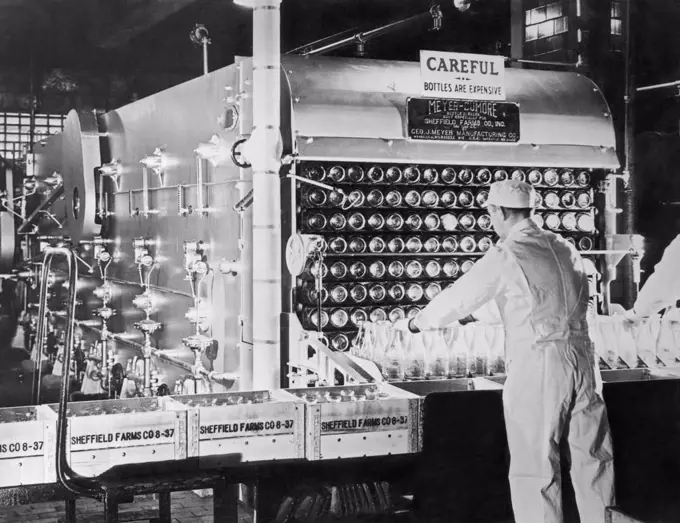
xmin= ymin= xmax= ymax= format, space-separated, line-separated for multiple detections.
xmin=394 ymin=179 xmax=615 ymax=523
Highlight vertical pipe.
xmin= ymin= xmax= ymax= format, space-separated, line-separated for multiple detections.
xmin=248 ymin=0 xmax=283 ymax=390
xmin=601 ymin=178 xmax=618 ymax=315
xmin=196 ymin=156 xmax=205 ymax=214
xmin=509 ymin=0 xmax=524 ymax=67
xmin=622 ymin=0 xmax=636 ymax=308
xmin=236 ymin=58 xmax=254 ymax=391
xmin=203 ymin=40 xmax=210 ymax=76
xmin=28 ymin=46 xmax=36 ymax=153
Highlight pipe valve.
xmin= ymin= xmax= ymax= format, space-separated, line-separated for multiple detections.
xmin=140 ymin=148 xmax=167 ymax=176
xmin=183 ymin=240 xmax=208 ymax=275
xmin=100 ymin=159 xmax=122 ymax=191
xmin=185 ymin=305 xmax=211 ymax=330
xmin=133 ymin=291 xmax=156 ymax=312
xmin=195 ymin=135 xmax=229 ymax=166
xmin=93 ymin=281 xmax=113 ymax=301
xmin=43 ymin=172 xmax=63 ymax=189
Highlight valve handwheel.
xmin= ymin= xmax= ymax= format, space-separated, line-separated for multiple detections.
xmin=231 ymin=138 xmax=251 ymax=169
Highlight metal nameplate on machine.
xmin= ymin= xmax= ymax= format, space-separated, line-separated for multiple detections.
xmin=0 ymin=405 xmax=56 ymax=488
xmin=406 ymin=98 xmax=520 ymax=143
xmin=288 ymin=383 xmax=420 ymax=461
xmin=169 ymin=390 xmax=306 ymax=463
xmin=43 ymin=397 xmax=186 ymax=477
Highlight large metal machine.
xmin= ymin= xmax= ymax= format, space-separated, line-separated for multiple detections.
xmin=1 ymin=28 xmax=678 ymax=523
xmin=5 ymin=54 xmax=632 ymax=396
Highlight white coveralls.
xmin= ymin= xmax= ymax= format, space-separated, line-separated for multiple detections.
xmin=414 ymin=218 xmax=615 ymax=523
xmin=632 ymin=233 xmax=680 ymax=317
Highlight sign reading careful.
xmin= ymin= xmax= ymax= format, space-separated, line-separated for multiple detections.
xmin=419 ymin=50 xmax=506 ymax=101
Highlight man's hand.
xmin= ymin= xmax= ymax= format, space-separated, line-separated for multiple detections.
xmin=392 ymin=318 xmax=411 ymax=332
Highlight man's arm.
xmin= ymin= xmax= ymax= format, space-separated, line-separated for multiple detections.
xmin=633 ymin=234 xmax=680 ymax=317
xmin=412 ymin=246 xmax=506 ymax=331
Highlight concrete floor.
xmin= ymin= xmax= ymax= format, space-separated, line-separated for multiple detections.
xmin=0 ymin=491 xmax=251 ymax=523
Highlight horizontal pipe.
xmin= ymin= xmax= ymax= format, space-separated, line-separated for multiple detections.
xmin=74 ymin=320 xmax=238 ymax=383
xmin=303 ymin=11 xmax=434 ymax=56
xmin=583 ymin=250 xmax=637 ymax=255
xmin=506 ymin=57 xmax=579 ymax=68
xmin=79 ymin=273 xmax=193 ymax=298
xmin=637 ymin=79 xmax=680 ymax=92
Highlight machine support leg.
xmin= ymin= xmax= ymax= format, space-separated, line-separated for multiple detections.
xmin=64 ymin=498 xmax=76 ymax=523
xmin=213 ymin=479 xmax=239 ymax=523
xmin=103 ymin=494 xmax=119 ymax=523
xmin=157 ymin=492 xmax=172 ymax=523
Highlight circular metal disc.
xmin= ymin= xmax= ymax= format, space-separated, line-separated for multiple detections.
xmin=62 ymin=110 xmax=101 ymax=243
xmin=285 ymin=234 xmax=306 ymax=276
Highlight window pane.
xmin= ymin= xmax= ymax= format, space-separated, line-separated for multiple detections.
xmin=526 ymin=24 xmax=539 ymax=42
xmin=546 ymin=2 xmax=564 ymax=20
xmin=554 ymin=16 xmax=569 ymax=34
xmin=536 ymin=19 xmax=554 ymax=39
xmin=0 ymin=112 xmax=65 ymax=160
xmin=611 ymin=18 xmax=622 ymax=35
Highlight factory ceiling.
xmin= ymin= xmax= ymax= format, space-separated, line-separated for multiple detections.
xmin=0 ymin=0 xmax=504 ymax=70
xmin=0 ymin=0 xmax=677 ymax=127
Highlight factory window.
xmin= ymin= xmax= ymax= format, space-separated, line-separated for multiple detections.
xmin=611 ymin=1 xmax=623 ymax=35
xmin=525 ymin=1 xmax=569 ymax=43
xmin=0 ymin=113 xmax=65 ymax=161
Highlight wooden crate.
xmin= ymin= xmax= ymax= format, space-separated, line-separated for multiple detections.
xmin=288 ymin=383 xmax=420 ymax=461
xmin=43 ymin=397 xmax=186 ymax=477
xmin=0 ymin=405 xmax=56 ymax=487
xmin=168 ymin=390 xmax=305 ymax=463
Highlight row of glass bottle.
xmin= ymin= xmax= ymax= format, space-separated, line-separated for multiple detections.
xmin=302 ymin=186 xmax=592 ymax=210
xmin=304 ymin=283 xmax=446 ymax=328
xmin=302 ymin=163 xmax=591 ymax=188
xmin=590 ymin=315 xmax=680 ymax=370
xmin=303 ymin=257 xmax=479 ymax=282
xmin=308 ymin=305 xmax=425 ymax=351
xmin=343 ymin=316 xmax=680 ymax=380
xmin=350 ymin=321 xmax=506 ymax=380
xmin=315 ymin=232 xmax=594 ymax=256
xmin=304 ymin=210 xmax=595 ymax=234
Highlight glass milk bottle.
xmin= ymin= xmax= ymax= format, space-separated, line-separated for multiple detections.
xmin=382 ymin=329 xmax=406 ymax=381
xmin=597 ymin=318 xmax=622 ymax=369
xmin=487 ymin=325 xmax=506 ymax=375
xmin=445 ymin=324 xmax=468 ymax=377
xmin=425 ymin=331 xmax=449 ymax=380
xmin=656 ymin=318 xmax=677 ymax=367
xmin=371 ymin=321 xmax=392 ymax=363
xmin=635 ymin=318 xmax=660 ymax=368
xmin=469 ymin=325 xmax=488 ymax=376
xmin=403 ymin=331 xmax=427 ymax=380
xmin=351 ymin=322 xmax=367 ymax=359
xmin=617 ymin=318 xmax=639 ymax=368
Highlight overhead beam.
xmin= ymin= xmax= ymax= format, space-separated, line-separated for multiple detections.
xmin=93 ymin=0 xmax=203 ymax=49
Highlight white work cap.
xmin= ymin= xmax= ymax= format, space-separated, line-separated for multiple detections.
xmin=485 ymin=179 xmax=536 ymax=209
